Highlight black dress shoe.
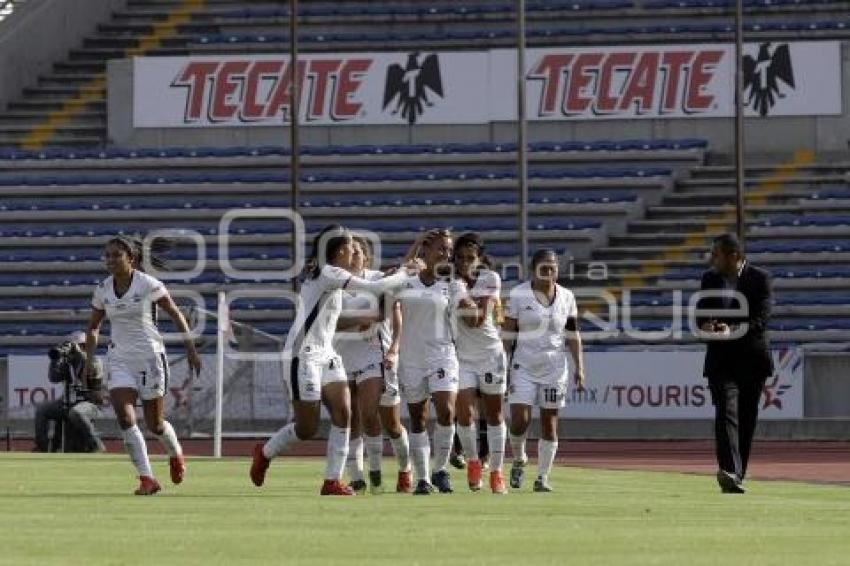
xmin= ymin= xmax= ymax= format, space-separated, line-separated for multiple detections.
xmin=716 ymin=470 xmax=746 ymax=494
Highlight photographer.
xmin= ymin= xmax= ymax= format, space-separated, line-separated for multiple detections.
xmin=33 ymin=332 xmax=106 ymax=453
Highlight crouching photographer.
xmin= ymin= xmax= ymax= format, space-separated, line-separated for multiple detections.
xmin=33 ymin=332 xmax=106 ymax=453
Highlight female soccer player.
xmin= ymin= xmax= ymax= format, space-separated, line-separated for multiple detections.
xmin=394 ymin=229 xmax=463 ymax=495
xmin=250 ymin=225 xmax=417 ymax=496
xmin=84 ymin=236 xmax=201 ymax=495
xmin=336 ymin=236 xmax=412 ymax=494
xmin=452 ymin=233 xmax=508 ymax=494
xmin=503 ymin=249 xmax=585 ymax=492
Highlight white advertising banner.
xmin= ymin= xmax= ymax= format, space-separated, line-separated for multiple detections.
xmin=9 ymin=349 xmax=803 ymax=420
xmin=565 ymin=347 xmax=804 ymax=419
xmin=132 ymin=42 xmax=841 ymax=128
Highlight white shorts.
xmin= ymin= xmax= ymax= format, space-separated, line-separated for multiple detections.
xmin=341 ymin=345 xmax=384 ymax=385
xmin=107 ymin=351 xmax=169 ymax=401
xmin=289 ymin=353 xmax=348 ymax=403
xmin=508 ymin=367 xmax=567 ymax=410
xmin=399 ymin=357 xmax=460 ymax=404
xmin=459 ymin=350 xmax=508 ymax=396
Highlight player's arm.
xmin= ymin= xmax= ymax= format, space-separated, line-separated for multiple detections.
xmin=383 ymin=301 xmax=403 ymax=371
xmin=156 ymin=294 xmax=202 ymax=375
xmin=501 ymin=316 xmax=518 ymax=367
xmin=84 ymin=308 xmax=105 ymax=381
xmin=459 ymin=295 xmax=496 ymax=328
xmin=565 ymin=315 xmax=585 ymax=392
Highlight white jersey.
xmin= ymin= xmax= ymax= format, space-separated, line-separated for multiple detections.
xmin=454 ymin=270 xmax=504 ymax=363
xmin=505 ymin=281 xmax=578 ymax=384
xmin=286 ymin=265 xmax=408 ymax=361
xmin=92 ymin=271 xmax=168 ymax=360
xmin=334 ymin=269 xmax=393 ymax=361
xmin=393 ymin=275 xmax=462 ymax=369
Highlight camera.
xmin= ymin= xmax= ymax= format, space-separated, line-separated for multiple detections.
xmin=48 ymin=341 xmax=87 ymax=384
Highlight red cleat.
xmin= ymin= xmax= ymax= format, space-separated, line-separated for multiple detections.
xmin=134 ymin=476 xmax=161 ymax=496
xmin=320 ymin=479 xmax=354 ymax=496
xmin=169 ymin=454 xmax=186 ymax=485
xmin=467 ymin=459 xmax=483 ymax=491
xmin=250 ymin=443 xmax=270 ymax=487
xmin=396 ymin=470 xmax=412 ymax=493
xmin=489 ymin=470 xmax=507 ymax=495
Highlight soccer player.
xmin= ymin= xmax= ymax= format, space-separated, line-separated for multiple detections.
xmin=452 ymin=233 xmax=508 ymax=494
xmin=249 ymin=225 xmax=416 ymax=496
xmin=336 ymin=236 xmax=412 ymax=494
xmin=503 ymin=249 xmax=585 ymax=492
xmin=393 ymin=229 xmax=463 ymax=494
xmin=84 ymin=236 xmax=201 ymax=495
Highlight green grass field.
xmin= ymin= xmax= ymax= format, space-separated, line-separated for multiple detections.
xmin=1 ymin=454 xmax=849 ymax=566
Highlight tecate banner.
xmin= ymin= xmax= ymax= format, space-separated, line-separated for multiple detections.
xmin=132 ymin=42 xmax=841 ymax=128
xmin=566 ymin=348 xmax=804 ymax=419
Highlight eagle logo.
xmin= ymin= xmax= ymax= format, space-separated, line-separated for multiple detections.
xmin=383 ymin=52 xmax=444 ymax=124
xmin=743 ymin=43 xmax=795 ymax=117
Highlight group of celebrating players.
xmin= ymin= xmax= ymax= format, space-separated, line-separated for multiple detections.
xmin=85 ymin=226 xmax=585 ymax=496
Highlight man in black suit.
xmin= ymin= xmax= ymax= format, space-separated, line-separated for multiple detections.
xmin=696 ymin=234 xmax=773 ymax=494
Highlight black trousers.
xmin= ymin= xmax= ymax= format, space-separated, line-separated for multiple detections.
xmin=708 ymin=373 xmax=766 ymax=480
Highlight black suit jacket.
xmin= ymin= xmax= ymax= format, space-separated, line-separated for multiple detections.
xmin=697 ymin=262 xmax=774 ymax=380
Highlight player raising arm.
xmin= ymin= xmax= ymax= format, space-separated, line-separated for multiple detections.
xmin=250 ymin=225 xmax=417 ymax=496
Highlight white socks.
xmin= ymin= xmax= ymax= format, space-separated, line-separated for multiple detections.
xmin=364 ymin=435 xmax=384 ymax=472
xmin=155 ymin=420 xmax=182 ymax=458
xmin=325 ymin=425 xmax=351 ymax=481
xmin=346 ymin=436 xmax=365 ymax=482
xmin=456 ymin=424 xmax=478 ymax=461
xmin=537 ymin=439 xmax=558 ymax=480
xmin=432 ymin=423 xmax=456 ymax=473
xmin=389 ymin=428 xmax=411 ymax=472
xmin=410 ymin=431 xmax=430 ymax=482
xmin=263 ymin=422 xmax=300 ymax=460
xmin=488 ymin=422 xmax=507 ymax=472
xmin=510 ymin=430 xmax=528 ymax=465
xmin=122 ymin=425 xmax=153 ymax=478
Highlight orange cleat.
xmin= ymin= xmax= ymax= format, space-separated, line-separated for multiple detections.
xmin=320 ymin=479 xmax=354 ymax=496
xmin=467 ymin=459 xmax=483 ymax=491
xmin=134 ymin=476 xmax=161 ymax=496
xmin=250 ymin=443 xmax=270 ymax=487
xmin=396 ymin=470 xmax=412 ymax=493
xmin=169 ymin=454 xmax=186 ymax=485
xmin=489 ymin=470 xmax=507 ymax=495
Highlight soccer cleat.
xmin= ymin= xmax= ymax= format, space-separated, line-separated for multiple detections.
xmin=533 ymin=477 xmax=553 ymax=493
xmin=412 ymin=479 xmax=434 ymax=495
xmin=449 ymin=452 xmax=467 ymax=470
xmin=716 ymin=470 xmax=746 ymax=494
xmin=368 ymin=470 xmax=383 ymax=494
xmin=467 ymin=459 xmax=483 ymax=491
xmin=509 ymin=460 xmax=526 ymax=489
xmin=431 ymin=469 xmax=454 ymax=493
xmin=134 ymin=476 xmax=161 ymax=496
xmin=169 ymin=454 xmax=186 ymax=485
xmin=349 ymin=479 xmax=368 ymax=495
xmin=396 ymin=470 xmax=413 ymax=493
xmin=490 ymin=471 xmax=507 ymax=494
xmin=320 ymin=480 xmax=354 ymax=496
xmin=250 ymin=443 xmax=270 ymax=487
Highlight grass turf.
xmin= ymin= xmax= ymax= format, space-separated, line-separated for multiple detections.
xmin=1 ymin=453 xmax=849 ymax=566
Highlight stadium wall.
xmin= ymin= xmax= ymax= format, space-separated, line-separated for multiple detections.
xmin=0 ymin=0 xmax=127 ymax=112
xmin=2 ymin=354 xmax=850 ymax=440
xmin=107 ymin=42 xmax=850 ymax=157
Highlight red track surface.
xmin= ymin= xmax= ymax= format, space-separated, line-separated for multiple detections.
xmin=9 ymin=439 xmax=849 ymax=485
